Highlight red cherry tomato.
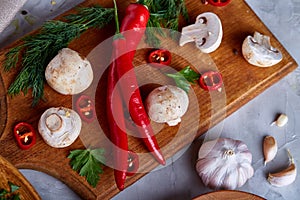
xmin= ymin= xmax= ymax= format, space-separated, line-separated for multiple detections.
xmin=148 ymin=49 xmax=172 ymax=68
xmin=208 ymin=0 xmax=231 ymax=7
xmin=126 ymin=151 xmax=139 ymax=176
xmin=14 ymin=122 xmax=36 ymax=150
xmin=75 ymin=95 xmax=96 ymax=123
xmin=199 ymin=71 xmax=223 ymax=91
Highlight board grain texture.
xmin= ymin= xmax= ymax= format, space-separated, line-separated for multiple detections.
xmin=0 ymin=0 xmax=298 ymax=199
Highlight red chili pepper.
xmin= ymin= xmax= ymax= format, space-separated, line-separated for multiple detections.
xmin=207 ymin=0 xmax=231 ymax=7
xmin=199 ymin=71 xmax=223 ymax=91
xmin=118 ymin=3 xmax=165 ymax=165
xmin=107 ymin=37 xmax=129 ymax=191
xmin=13 ymin=122 xmax=36 ymax=150
xmin=75 ymin=95 xmax=96 ymax=123
xmin=126 ymin=151 xmax=139 ymax=176
xmin=148 ymin=49 xmax=172 ymax=68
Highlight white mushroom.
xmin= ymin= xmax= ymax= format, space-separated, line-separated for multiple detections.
xmin=146 ymin=85 xmax=189 ymax=126
xmin=242 ymin=32 xmax=283 ymax=67
xmin=179 ymin=12 xmax=223 ymax=53
xmin=45 ymin=48 xmax=93 ymax=95
xmin=38 ymin=107 xmax=82 ymax=148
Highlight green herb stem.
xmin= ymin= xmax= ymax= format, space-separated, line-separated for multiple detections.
xmin=4 ymin=5 xmax=114 ymax=106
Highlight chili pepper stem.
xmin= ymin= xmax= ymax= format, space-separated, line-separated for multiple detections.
xmin=112 ymin=0 xmax=123 ymax=40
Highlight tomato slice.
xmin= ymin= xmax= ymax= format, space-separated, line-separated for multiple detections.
xmin=199 ymin=71 xmax=223 ymax=91
xmin=14 ymin=122 xmax=36 ymax=150
xmin=148 ymin=49 xmax=172 ymax=68
xmin=75 ymin=95 xmax=96 ymax=123
xmin=208 ymin=0 xmax=231 ymax=7
xmin=126 ymin=151 xmax=139 ymax=176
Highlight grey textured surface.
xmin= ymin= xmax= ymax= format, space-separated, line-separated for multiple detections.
xmin=1 ymin=0 xmax=300 ymax=199
xmin=0 ymin=0 xmax=27 ymax=33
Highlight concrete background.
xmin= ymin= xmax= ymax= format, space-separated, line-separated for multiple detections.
xmin=1 ymin=0 xmax=300 ymax=199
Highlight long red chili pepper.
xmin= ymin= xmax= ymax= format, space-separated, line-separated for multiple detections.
xmin=106 ymin=1 xmax=128 ymax=191
xmin=107 ymin=39 xmax=128 ymax=191
xmin=117 ymin=4 xmax=165 ymax=165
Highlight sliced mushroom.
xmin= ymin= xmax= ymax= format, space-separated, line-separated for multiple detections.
xmin=242 ymin=32 xmax=283 ymax=67
xmin=179 ymin=12 xmax=223 ymax=53
xmin=146 ymin=85 xmax=189 ymax=126
xmin=45 ymin=48 xmax=93 ymax=95
xmin=38 ymin=107 xmax=82 ymax=148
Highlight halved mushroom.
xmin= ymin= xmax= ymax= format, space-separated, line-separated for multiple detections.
xmin=45 ymin=48 xmax=93 ymax=95
xmin=179 ymin=12 xmax=223 ymax=53
xmin=242 ymin=32 xmax=283 ymax=67
xmin=38 ymin=107 xmax=82 ymax=148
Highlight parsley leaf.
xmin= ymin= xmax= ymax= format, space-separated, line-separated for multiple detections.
xmin=166 ymin=66 xmax=200 ymax=92
xmin=68 ymin=148 xmax=105 ymax=187
xmin=0 ymin=182 xmax=20 ymax=200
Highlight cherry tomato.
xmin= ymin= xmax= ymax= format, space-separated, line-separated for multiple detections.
xmin=199 ymin=71 xmax=223 ymax=91
xmin=14 ymin=122 xmax=36 ymax=150
xmin=208 ymin=0 xmax=231 ymax=7
xmin=75 ymin=95 xmax=96 ymax=123
xmin=148 ymin=49 xmax=172 ymax=68
xmin=126 ymin=151 xmax=139 ymax=176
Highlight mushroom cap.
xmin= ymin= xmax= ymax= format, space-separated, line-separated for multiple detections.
xmin=146 ymin=85 xmax=189 ymax=126
xmin=38 ymin=107 xmax=82 ymax=148
xmin=242 ymin=32 xmax=283 ymax=67
xmin=45 ymin=48 xmax=93 ymax=95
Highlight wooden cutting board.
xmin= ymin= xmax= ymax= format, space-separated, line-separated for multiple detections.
xmin=193 ymin=190 xmax=265 ymax=200
xmin=0 ymin=155 xmax=41 ymax=200
xmin=0 ymin=0 xmax=297 ymax=199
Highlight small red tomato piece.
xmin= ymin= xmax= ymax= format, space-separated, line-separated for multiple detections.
xmin=126 ymin=151 xmax=139 ymax=176
xmin=148 ymin=49 xmax=172 ymax=68
xmin=14 ymin=122 xmax=36 ymax=150
xmin=199 ymin=71 xmax=223 ymax=91
xmin=75 ymin=95 xmax=96 ymax=123
xmin=208 ymin=0 xmax=231 ymax=7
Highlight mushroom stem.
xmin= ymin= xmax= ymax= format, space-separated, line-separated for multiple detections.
xmin=45 ymin=113 xmax=63 ymax=133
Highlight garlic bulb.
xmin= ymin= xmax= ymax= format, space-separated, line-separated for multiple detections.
xmin=268 ymin=150 xmax=297 ymax=187
xmin=263 ymin=135 xmax=278 ymax=166
xmin=196 ymin=138 xmax=254 ymax=190
xmin=38 ymin=107 xmax=82 ymax=148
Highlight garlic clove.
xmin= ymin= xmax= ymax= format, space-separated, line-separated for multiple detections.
xmin=268 ymin=150 xmax=297 ymax=187
xmin=271 ymin=113 xmax=288 ymax=127
xmin=263 ymin=135 xmax=278 ymax=166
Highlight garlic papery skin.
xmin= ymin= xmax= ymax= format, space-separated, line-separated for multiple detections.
xmin=196 ymin=138 xmax=254 ymax=190
xmin=268 ymin=150 xmax=297 ymax=187
xmin=38 ymin=107 xmax=82 ymax=148
xmin=263 ymin=135 xmax=278 ymax=166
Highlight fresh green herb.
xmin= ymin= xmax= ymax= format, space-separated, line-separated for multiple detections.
xmin=4 ymin=5 xmax=114 ymax=106
xmin=166 ymin=66 xmax=200 ymax=92
xmin=0 ymin=182 xmax=20 ymax=200
xmin=141 ymin=0 xmax=189 ymax=47
xmin=68 ymin=148 xmax=105 ymax=188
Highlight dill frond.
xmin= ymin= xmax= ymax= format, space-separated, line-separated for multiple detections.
xmin=3 ymin=5 xmax=114 ymax=106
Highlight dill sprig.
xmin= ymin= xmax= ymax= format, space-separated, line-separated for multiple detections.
xmin=142 ymin=0 xmax=189 ymax=47
xmin=4 ymin=5 xmax=114 ymax=106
